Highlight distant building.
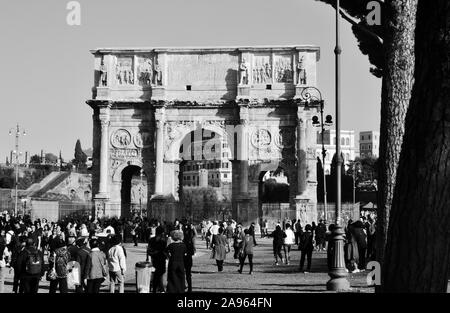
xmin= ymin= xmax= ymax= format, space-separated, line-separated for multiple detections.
xmin=180 ymin=132 xmax=232 ymax=188
xmin=316 ymin=129 xmax=356 ymax=174
xmin=359 ymin=131 xmax=380 ymax=158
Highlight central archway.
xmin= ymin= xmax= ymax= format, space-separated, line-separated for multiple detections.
xmin=177 ymin=128 xmax=233 ymax=223
xmin=121 ymin=165 xmax=147 ymax=218
xmin=258 ymin=167 xmax=291 ymax=232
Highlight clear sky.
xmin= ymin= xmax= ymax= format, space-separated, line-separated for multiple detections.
xmin=0 ymin=0 xmax=381 ymax=162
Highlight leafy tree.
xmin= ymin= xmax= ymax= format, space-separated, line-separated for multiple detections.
xmin=315 ymin=0 xmax=418 ymax=266
xmin=73 ymin=139 xmax=87 ymax=169
xmin=29 ymin=154 xmax=41 ymax=164
xmin=45 ymin=153 xmax=58 ymax=164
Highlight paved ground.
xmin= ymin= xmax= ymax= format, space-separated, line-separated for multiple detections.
xmin=1 ymin=237 xmax=377 ymax=293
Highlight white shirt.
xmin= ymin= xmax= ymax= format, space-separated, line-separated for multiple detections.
xmin=209 ymin=225 xmax=220 ymax=235
xmin=284 ymin=228 xmax=296 ymax=245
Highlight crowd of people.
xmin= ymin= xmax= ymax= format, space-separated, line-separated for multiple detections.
xmin=0 ymin=210 xmax=377 ymax=294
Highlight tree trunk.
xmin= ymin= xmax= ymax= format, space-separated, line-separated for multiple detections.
xmin=376 ymin=0 xmax=418 ymax=271
xmin=382 ymin=0 xmax=450 ymax=292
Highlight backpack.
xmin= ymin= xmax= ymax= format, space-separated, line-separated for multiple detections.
xmin=25 ymin=249 xmax=42 ymax=275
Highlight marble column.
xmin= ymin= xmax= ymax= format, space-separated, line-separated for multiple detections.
xmin=98 ymin=115 xmax=110 ymax=196
xmin=297 ymin=116 xmax=307 ymax=195
xmin=239 ymin=122 xmax=249 ymax=195
xmin=154 ymin=119 xmax=164 ymax=194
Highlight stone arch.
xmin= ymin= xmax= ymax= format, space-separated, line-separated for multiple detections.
xmin=112 ymin=159 xmax=144 ymax=182
xmin=164 ymin=122 xmax=231 ymax=162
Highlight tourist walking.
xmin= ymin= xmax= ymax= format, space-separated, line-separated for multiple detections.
xmin=147 ymin=226 xmax=168 ymax=293
xmin=248 ymin=222 xmax=257 ymax=246
xmin=299 ymin=224 xmax=314 ymax=273
xmin=48 ymin=238 xmax=70 ymax=293
xmin=183 ymin=223 xmax=196 ymax=293
xmin=283 ymin=223 xmax=295 ymax=265
xmin=166 ymin=230 xmax=186 ymax=293
xmin=269 ymin=225 xmax=286 ymax=265
xmin=86 ymin=238 xmax=108 ymax=293
xmin=131 ymin=222 xmax=139 ymax=247
xmin=351 ymin=220 xmax=367 ymax=271
xmin=16 ymin=238 xmax=44 ymax=294
xmin=211 ymin=227 xmax=227 ymax=272
xmin=75 ymin=237 xmax=90 ymax=293
xmin=326 ymin=224 xmax=335 ymax=271
xmin=238 ymin=229 xmax=254 ymax=275
xmin=232 ymin=224 xmax=245 ymax=262
xmin=315 ymin=220 xmax=326 ymax=251
xmin=107 ymin=234 xmax=127 ymax=293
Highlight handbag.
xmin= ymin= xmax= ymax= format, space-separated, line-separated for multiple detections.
xmin=46 ymin=267 xmax=57 ymax=281
xmin=46 ymin=253 xmax=57 ymax=281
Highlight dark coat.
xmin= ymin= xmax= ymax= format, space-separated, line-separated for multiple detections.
xmin=148 ymin=235 xmax=167 ymax=274
xmin=166 ymin=242 xmax=186 ymax=293
xmin=270 ymin=228 xmax=286 ymax=247
xmin=299 ymin=231 xmax=314 ymax=252
xmin=67 ymin=244 xmax=79 ymax=262
xmin=242 ymin=235 xmax=254 ymax=255
xmin=212 ymin=234 xmax=227 ymax=261
xmin=351 ymin=222 xmax=367 ymax=249
xmin=183 ymin=228 xmax=196 ymax=256
xmin=76 ymin=245 xmax=91 ymax=279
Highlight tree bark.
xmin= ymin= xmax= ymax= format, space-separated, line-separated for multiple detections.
xmin=382 ymin=0 xmax=450 ymax=292
xmin=376 ymin=0 xmax=417 ymax=273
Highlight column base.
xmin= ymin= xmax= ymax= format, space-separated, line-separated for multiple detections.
xmin=150 ymin=196 xmax=179 ymax=222
xmin=295 ymin=196 xmax=318 ymax=226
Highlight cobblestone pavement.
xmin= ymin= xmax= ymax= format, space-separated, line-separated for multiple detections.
xmin=1 ymin=237 xmax=377 ymax=293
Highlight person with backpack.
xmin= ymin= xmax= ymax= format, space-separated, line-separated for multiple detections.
xmin=75 ymin=237 xmax=90 ymax=293
xmin=107 ymin=234 xmax=127 ymax=293
xmin=86 ymin=238 xmax=108 ymax=293
xmin=48 ymin=238 xmax=70 ymax=293
xmin=238 ymin=229 xmax=254 ymax=275
xmin=299 ymin=224 xmax=315 ymax=273
xmin=16 ymin=238 xmax=44 ymax=293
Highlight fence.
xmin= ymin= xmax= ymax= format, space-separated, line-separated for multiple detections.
xmin=262 ymin=203 xmax=294 ymax=231
xmin=59 ymin=201 xmax=93 ymax=220
xmin=316 ymin=202 xmax=360 ymax=225
xmin=30 ymin=199 xmax=93 ymax=222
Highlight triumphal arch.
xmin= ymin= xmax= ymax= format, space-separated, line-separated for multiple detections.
xmin=87 ymin=45 xmax=321 ymax=227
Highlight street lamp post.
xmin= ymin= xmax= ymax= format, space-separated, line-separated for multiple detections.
xmin=326 ymin=0 xmax=350 ymax=291
xmin=312 ymin=103 xmax=333 ymax=224
xmin=9 ymin=124 xmax=26 ymax=217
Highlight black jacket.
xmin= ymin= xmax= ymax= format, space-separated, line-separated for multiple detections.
xmin=76 ymin=245 xmax=91 ymax=279
xmin=16 ymin=246 xmax=45 ymax=278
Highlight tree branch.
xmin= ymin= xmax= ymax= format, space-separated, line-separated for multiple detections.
xmin=339 ymin=8 xmax=384 ymax=45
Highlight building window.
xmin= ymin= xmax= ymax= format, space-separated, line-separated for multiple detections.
xmin=346 ymin=138 xmax=350 ymax=146
xmin=341 ymin=138 xmax=345 ymax=145
xmin=224 ymin=174 xmax=228 ymax=178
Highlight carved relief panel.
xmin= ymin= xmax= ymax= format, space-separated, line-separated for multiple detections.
xmin=249 ymin=126 xmax=296 ymax=160
xmin=252 ymin=54 xmax=272 ymax=84
xmin=274 ymin=54 xmax=293 ymax=83
xmin=116 ymin=56 xmax=135 ymax=85
xmin=137 ymin=55 xmax=153 ymax=86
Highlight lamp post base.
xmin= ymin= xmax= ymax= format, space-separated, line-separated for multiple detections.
xmin=326 ymin=225 xmax=350 ymax=291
